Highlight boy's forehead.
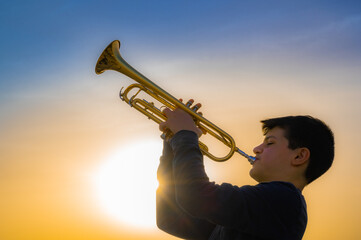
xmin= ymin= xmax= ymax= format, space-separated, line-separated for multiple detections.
xmin=264 ymin=127 xmax=286 ymax=138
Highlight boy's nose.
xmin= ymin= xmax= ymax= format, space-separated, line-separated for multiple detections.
xmin=253 ymin=144 xmax=263 ymax=154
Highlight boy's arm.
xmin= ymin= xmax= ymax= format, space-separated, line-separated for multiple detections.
xmin=156 ymin=141 xmax=216 ymax=239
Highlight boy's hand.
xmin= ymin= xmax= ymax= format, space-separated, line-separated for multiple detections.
xmin=159 ymin=99 xmax=203 ymax=138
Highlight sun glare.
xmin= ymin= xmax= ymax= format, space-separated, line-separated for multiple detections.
xmin=93 ymin=139 xmax=162 ymax=229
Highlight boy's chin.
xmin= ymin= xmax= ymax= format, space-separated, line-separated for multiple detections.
xmin=249 ymin=166 xmax=268 ymax=183
xmin=249 ymin=168 xmax=261 ymax=183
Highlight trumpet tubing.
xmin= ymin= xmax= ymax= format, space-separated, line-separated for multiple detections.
xmin=95 ymin=40 xmax=255 ymax=164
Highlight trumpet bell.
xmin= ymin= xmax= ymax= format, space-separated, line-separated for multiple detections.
xmin=95 ymin=40 xmax=121 ymax=75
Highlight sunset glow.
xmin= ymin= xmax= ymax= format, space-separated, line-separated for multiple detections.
xmin=93 ymin=140 xmax=162 ymax=229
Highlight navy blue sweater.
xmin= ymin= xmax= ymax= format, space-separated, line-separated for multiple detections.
xmin=156 ymin=131 xmax=307 ymax=240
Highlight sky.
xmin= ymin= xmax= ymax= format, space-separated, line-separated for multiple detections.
xmin=1 ymin=0 xmax=361 ymax=239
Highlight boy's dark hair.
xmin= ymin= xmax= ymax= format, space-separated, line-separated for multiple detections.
xmin=261 ymin=115 xmax=334 ymax=184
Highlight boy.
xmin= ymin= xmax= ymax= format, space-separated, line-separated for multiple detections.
xmin=156 ymin=102 xmax=334 ymax=240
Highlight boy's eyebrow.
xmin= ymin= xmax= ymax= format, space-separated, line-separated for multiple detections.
xmin=264 ymin=136 xmax=277 ymax=141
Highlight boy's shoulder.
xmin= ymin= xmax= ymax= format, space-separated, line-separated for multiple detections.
xmin=249 ymin=181 xmax=303 ymax=200
xmin=235 ymin=181 xmax=306 ymax=210
xmin=257 ymin=181 xmax=300 ymax=193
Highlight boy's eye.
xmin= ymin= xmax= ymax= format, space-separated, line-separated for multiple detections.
xmin=266 ymin=142 xmax=274 ymax=146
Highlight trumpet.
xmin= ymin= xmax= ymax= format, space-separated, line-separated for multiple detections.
xmin=95 ymin=40 xmax=255 ymax=164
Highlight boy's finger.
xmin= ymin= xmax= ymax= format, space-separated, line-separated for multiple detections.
xmin=162 ymin=108 xmax=172 ymax=116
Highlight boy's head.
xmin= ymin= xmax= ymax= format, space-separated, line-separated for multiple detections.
xmin=251 ymin=115 xmax=334 ymax=185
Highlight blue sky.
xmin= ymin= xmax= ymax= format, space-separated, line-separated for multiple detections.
xmin=1 ymin=0 xmax=360 ymax=94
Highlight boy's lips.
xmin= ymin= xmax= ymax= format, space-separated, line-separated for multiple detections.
xmin=253 ymin=157 xmax=260 ymax=163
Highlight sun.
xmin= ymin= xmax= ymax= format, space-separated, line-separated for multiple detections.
xmin=93 ymin=139 xmax=163 ymax=229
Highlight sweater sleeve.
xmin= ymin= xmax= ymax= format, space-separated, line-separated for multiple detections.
xmin=170 ymin=130 xmax=223 ymax=221
xmin=156 ymin=140 xmax=216 ymax=240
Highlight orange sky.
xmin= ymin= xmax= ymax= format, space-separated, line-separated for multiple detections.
xmin=1 ymin=57 xmax=360 ymax=239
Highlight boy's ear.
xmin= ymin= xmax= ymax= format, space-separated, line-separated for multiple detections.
xmin=292 ymin=148 xmax=310 ymax=166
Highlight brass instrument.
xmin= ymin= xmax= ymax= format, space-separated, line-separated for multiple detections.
xmin=95 ymin=40 xmax=255 ymax=164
